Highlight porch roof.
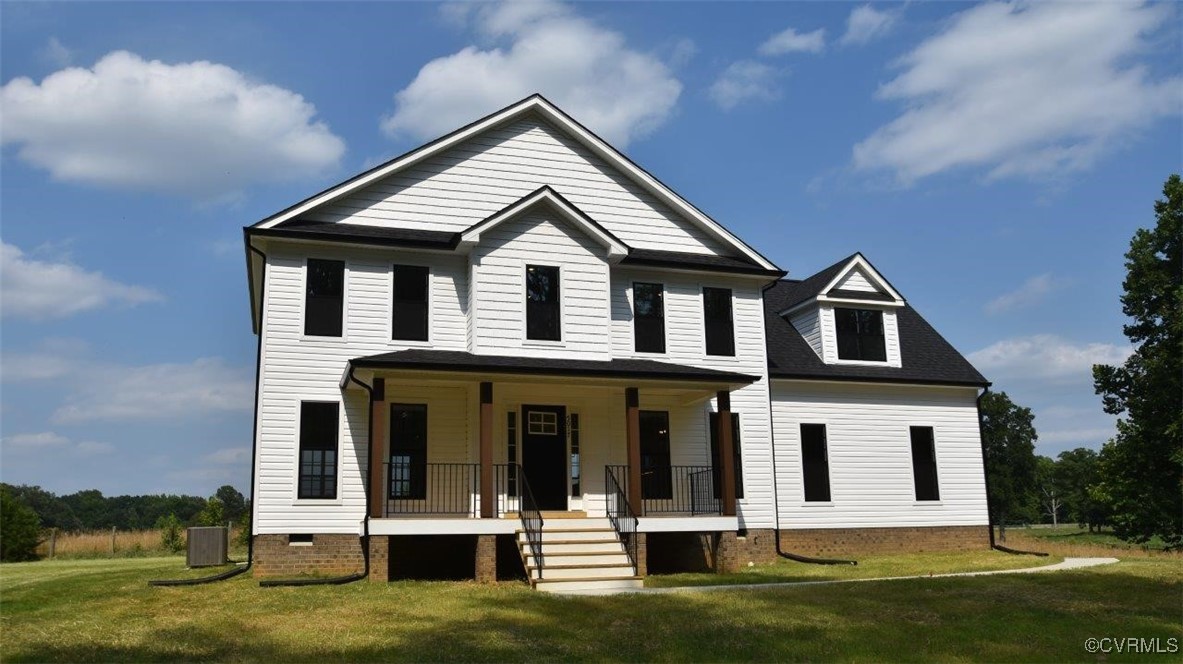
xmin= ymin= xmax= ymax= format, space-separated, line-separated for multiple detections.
xmin=347 ymin=349 xmax=759 ymax=385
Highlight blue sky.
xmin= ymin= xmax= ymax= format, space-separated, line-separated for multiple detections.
xmin=1 ymin=1 xmax=1179 ymax=498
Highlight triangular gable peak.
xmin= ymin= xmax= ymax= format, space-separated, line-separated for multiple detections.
xmin=251 ymin=94 xmax=778 ymax=272
xmin=458 ymin=186 xmax=628 ymax=261
xmin=817 ymin=254 xmax=904 ymax=307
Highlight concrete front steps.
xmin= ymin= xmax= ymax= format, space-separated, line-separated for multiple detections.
xmin=517 ymin=517 xmax=643 ymax=593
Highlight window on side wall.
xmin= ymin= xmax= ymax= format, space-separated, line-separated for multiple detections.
xmin=304 ymin=259 xmax=344 ymax=337
xmin=835 ymin=308 xmax=886 ymax=361
xmin=800 ymin=423 xmax=831 ymax=502
xmin=298 ymin=402 xmax=339 ymax=499
xmin=703 ymin=287 xmax=735 ymax=356
xmin=910 ymin=426 xmax=940 ymax=501
xmin=633 ymin=282 xmax=666 ymax=353
xmin=392 ymin=265 xmax=429 ymax=341
xmin=525 ymin=265 xmax=561 ymax=341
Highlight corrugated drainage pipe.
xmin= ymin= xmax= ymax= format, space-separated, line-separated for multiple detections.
xmin=258 ymin=368 xmax=374 ymax=587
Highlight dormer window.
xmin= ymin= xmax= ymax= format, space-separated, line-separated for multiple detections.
xmin=835 ymin=308 xmax=886 ymax=361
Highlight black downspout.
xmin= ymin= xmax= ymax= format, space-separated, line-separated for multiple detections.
xmin=150 ymin=238 xmax=268 ymax=586
xmin=978 ymin=387 xmax=1048 ymax=557
xmin=259 ymin=365 xmax=373 ymax=586
xmin=761 ymin=280 xmax=857 ymax=566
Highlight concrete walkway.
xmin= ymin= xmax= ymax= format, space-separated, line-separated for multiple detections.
xmin=559 ymin=557 xmax=1120 ymax=596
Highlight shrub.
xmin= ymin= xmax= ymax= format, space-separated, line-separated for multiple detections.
xmin=155 ymin=514 xmax=185 ymax=553
xmin=1 ymin=487 xmax=42 ymax=562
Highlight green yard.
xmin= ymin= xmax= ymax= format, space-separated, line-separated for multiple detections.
xmin=2 ymin=550 xmax=1180 ymax=662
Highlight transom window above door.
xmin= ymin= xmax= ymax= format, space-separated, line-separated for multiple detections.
xmin=527 ymin=410 xmax=559 ymax=435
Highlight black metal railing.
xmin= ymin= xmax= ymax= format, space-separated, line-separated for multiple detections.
xmin=607 ymin=464 xmax=722 ymax=516
xmin=510 ymin=463 xmax=544 ymax=578
xmin=385 ymin=462 xmax=478 ymax=517
xmin=605 ymin=465 xmax=639 ymax=575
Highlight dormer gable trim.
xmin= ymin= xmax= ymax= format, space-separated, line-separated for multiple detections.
xmin=778 ymin=253 xmax=905 ymax=317
xmin=250 ymin=94 xmax=779 ymax=272
xmin=457 ymin=186 xmax=628 ymax=260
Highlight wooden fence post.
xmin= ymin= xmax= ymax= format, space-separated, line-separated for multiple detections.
xmin=49 ymin=528 xmax=57 ymax=559
xmin=110 ymin=526 xmax=116 ymax=556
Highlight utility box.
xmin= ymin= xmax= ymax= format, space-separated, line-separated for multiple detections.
xmin=187 ymin=526 xmax=228 ymax=567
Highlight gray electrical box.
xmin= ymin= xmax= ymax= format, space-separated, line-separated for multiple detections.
xmin=186 ymin=527 xmax=228 ymax=567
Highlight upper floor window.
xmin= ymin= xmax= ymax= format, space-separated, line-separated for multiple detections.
xmin=392 ymin=265 xmax=429 ymax=341
xmin=633 ymin=282 xmax=665 ymax=353
xmin=703 ymin=287 xmax=735 ymax=356
xmin=298 ymin=401 xmax=338 ymax=499
xmin=305 ymin=259 xmax=344 ymax=337
xmin=835 ymin=308 xmax=885 ymax=361
xmin=526 ymin=265 xmax=561 ymax=341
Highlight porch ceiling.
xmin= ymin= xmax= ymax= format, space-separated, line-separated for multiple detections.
xmin=343 ymin=349 xmax=758 ymax=389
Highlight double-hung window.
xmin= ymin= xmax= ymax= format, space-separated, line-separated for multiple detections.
xmin=298 ymin=402 xmax=338 ymax=499
xmin=835 ymin=308 xmax=886 ymax=361
xmin=633 ymin=282 xmax=665 ymax=353
xmin=526 ymin=265 xmax=561 ymax=341
xmin=392 ymin=265 xmax=429 ymax=341
xmin=305 ymin=259 xmax=344 ymax=337
xmin=703 ymin=287 xmax=735 ymax=356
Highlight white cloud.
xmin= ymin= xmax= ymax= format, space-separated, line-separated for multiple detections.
xmin=51 ymin=357 xmax=253 ymax=424
xmin=840 ymin=5 xmax=900 ymax=46
xmin=39 ymin=37 xmax=72 ymax=67
xmin=205 ymin=447 xmax=249 ymax=465
xmin=2 ymin=431 xmax=70 ymax=448
xmin=0 ymin=242 xmax=162 ymax=321
xmin=709 ymin=61 xmax=782 ymax=110
xmin=968 ymin=334 xmax=1133 ymax=382
xmin=984 ymin=273 xmax=1067 ymax=315
xmin=759 ymin=26 xmax=826 ymax=56
xmin=852 ymin=2 xmax=1181 ymax=184
xmin=0 ymin=50 xmax=345 ymax=198
xmin=381 ymin=0 xmax=682 ymax=148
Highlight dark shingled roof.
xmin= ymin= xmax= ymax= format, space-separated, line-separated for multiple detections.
xmin=623 ymin=248 xmax=785 ymax=277
xmin=250 ymin=219 xmax=460 ymax=249
xmin=764 ymin=277 xmax=989 ymax=387
xmin=350 ymin=349 xmax=760 ymax=384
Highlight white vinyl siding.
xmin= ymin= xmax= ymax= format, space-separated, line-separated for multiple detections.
xmin=253 ymin=242 xmax=469 ymax=534
xmin=788 ymin=308 xmax=823 ymax=360
xmin=819 ymin=305 xmax=902 ymax=367
xmin=771 ymin=381 xmax=988 ymax=529
xmin=305 ymin=117 xmax=722 ymax=254
xmin=470 ymin=211 xmax=611 ymax=360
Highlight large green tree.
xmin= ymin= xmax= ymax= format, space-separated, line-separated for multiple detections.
xmin=980 ymin=391 xmax=1039 ymax=529
xmin=1 ymin=487 xmax=42 ymax=562
xmin=214 ymin=485 xmax=246 ymax=522
xmin=1054 ymin=448 xmax=1107 ymax=532
xmin=1093 ymin=173 xmax=1182 ymax=547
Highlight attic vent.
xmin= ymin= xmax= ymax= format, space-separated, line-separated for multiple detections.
xmin=186 ymin=527 xmax=229 ymax=567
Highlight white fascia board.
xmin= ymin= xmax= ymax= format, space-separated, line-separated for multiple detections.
xmin=457 ymin=188 xmax=628 ymax=261
xmin=818 ymin=254 xmax=905 ymax=303
xmin=815 ymin=296 xmax=904 ymax=308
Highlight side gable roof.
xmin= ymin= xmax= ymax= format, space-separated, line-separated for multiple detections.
xmin=250 ymin=94 xmax=780 ymax=272
xmin=458 ymin=186 xmax=628 ymax=259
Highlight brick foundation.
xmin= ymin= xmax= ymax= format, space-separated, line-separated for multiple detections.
xmin=779 ymin=525 xmax=990 ymax=557
xmin=252 ymin=534 xmax=365 ymax=578
xmin=715 ymin=531 xmax=740 ymax=573
xmin=634 ymin=533 xmax=647 ymax=576
xmin=475 ymin=535 xmax=497 ymax=583
xmin=368 ymin=536 xmax=389 ymax=582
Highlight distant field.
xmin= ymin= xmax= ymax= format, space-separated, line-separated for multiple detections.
xmin=1001 ymin=525 xmax=1179 ymax=559
xmin=35 ymin=528 xmax=248 ymax=560
xmin=2 ymin=549 xmax=1180 ymax=662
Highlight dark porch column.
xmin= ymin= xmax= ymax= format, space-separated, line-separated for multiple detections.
xmin=368 ymin=378 xmax=386 ymax=519
xmin=716 ymin=390 xmax=737 ymax=517
xmin=480 ymin=382 xmax=494 ymax=518
xmin=625 ymin=387 xmax=643 ymax=511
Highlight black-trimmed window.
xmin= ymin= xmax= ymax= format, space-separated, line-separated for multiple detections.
xmin=633 ymin=282 xmax=665 ymax=353
xmin=392 ymin=265 xmax=429 ymax=341
xmin=389 ymin=404 xmax=428 ymax=500
xmin=835 ymin=308 xmax=886 ymax=361
xmin=709 ymin=412 xmax=744 ymax=499
xmin=304 ymin=259 xmax=344 ymax=337
xmin=910 ymin=426 xmax=940 ymax=501
xmin=526 ymin=265 xmax=560 ymax=341
xmin=298 ymin=402 xmax=338 ymax=499
xmin=639 ymin=411 xmax=672 ymax=500
xmin=703 ymin=287 xmax=735 ymax=356
xmin=800 ymin=423 xmax=831 ymax=502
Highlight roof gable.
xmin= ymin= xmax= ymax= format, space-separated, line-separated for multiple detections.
xmin=778 ymin=253 xmax=905 ymax=315
xmin=251 ymin=94 xmax=778 ymax=271
xmin=458 ymin=186 xmax=627 ymax=260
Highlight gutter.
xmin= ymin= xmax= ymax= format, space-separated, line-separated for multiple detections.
xmin=260 ymin=364 xmax=373 ymax=586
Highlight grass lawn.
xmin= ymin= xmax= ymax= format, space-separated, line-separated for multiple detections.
xmin=644 ymin=550 xmax=1062 ymax=588
xmin=1003 ymin=525 xmax=1174 ymax=554
xmin=2 ymin=553 xmax=1180 ymax=662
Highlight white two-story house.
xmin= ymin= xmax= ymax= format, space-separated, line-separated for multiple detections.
xmin=243 ymin=95 xmax=991 ymax=592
